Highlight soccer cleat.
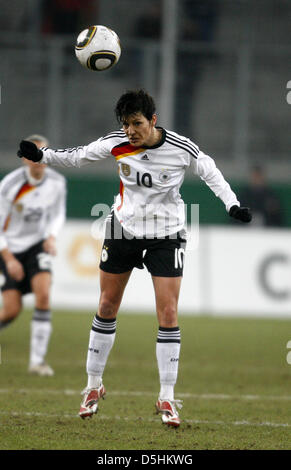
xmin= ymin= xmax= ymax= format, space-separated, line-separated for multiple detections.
xmin=28 ymin=362 xmax=54 ymax=377
xmin=155 ymin=398 xmax=183 ymax=427
xmin=79 ymin=384 xmax=106 ymax=419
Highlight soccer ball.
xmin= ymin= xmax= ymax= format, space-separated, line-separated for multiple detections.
xmin=75 ymin=25 xmax=121 ymax=71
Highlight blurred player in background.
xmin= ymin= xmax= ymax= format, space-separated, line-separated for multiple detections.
xmin=238 ymin=165 xmax=283 ymax=227
xmin=0 ymin=135 xmax=66 ymax=376
xmin=17 ymin=90 xmax=251 ymax=425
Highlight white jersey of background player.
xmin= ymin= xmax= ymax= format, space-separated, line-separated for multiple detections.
xmin=0 ymin=163 xmax=66 ymax=253
xmin=0 ymin=134 xmax=66 ymax=377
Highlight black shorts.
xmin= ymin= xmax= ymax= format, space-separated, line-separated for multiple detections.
xmin=0 ymin=240 xmax=52 ymax=295
xmin=99 ymin=213 xmax=187 ymax=277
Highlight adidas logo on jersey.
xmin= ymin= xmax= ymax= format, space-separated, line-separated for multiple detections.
xmin=141 ymin=154 xmax=149 ymax=160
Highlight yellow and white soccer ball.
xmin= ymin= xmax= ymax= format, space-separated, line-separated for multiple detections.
xmin=75 ymin=25 xmax=121 ymax=71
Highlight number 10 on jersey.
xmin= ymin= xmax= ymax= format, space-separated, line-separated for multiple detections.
xmin=136 ymin=172 xmax=152 ymax=188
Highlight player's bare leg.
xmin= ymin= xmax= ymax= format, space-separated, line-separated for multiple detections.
xmin=152 ymin=276 xmax=182 ymax=327
xmin=152 ymin=276 xmax=183 ymax=427
xmin=0 ymin=289 xmax=22 ymax=330
xmin=80 ymin=270 xmax=132 ymax=419
xmin=98 ymin=270 xmax=132 ymax=319
xmin=31 ymin=272 xmax=51 ymax=311
xmin=28 ymin=272 xmax=54 ymax=376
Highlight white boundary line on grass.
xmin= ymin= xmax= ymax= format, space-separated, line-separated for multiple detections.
xmin=0 ymin=410 xmax=290 ymax=428
xmin=1 ymin=388 xmax=291 ymax=401
xmin=0 ymin=388 xmax=291 ymax=428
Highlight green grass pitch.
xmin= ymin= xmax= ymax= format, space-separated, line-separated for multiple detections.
xmin=0 ymin=310 xmax=291 ymax=450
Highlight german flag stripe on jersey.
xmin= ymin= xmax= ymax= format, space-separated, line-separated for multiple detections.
xmin=3 ymin=215 xmax=11 ymax=232
xmin=14 ymin=183 xmax=35 ymax=202
xmin=111 ymin=143 xmax=145 ymax=161
xmin=117 ymin=180 xmax=124 ymax=211
xmin=3 ymin=183 xmax=35 ymax=231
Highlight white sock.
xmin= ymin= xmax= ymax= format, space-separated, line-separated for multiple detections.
xmin=156 ymin=326 xmax=181 ymax=401
xmin=29 ymin=309 xmax=52 ymax=366
xmin=86 ymin=315 xmax=116 ymax=387
xmin=87 ymin=374 xmax=103 ymax=389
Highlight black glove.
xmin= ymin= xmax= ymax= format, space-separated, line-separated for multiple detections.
xmin=17 ymin=140 xmax=43 ymax=162
xmin=229 ymin=205 xmax=252 ymax=223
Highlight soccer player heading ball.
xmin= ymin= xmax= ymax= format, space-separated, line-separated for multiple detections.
xmin=17 ymin=90 xmax=251 ymax=426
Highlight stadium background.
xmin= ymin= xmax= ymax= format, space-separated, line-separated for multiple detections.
xmin=0 ymin=0 xmax=290 ymax=315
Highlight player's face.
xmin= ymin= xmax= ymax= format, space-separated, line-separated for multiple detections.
xmin=122 ymin=112 xmax=159 ymax=147
xmin=22 ymin=140 xmax=47 ymax=180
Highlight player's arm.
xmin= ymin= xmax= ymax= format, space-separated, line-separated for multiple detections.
xmin=194 ymin=150 xmax=252 ymax=223
xmin=0 ymin=189 xmax=24 ymax=280
xmin=42 ymin=236 xmax=56 ymax=256
xmin=0 ymin=248 xmax=25 ymax=281
xmin=43 ymin=179 xmax=67 ymax=256
xmin=17 ymin=138 xmax=110 ymax=168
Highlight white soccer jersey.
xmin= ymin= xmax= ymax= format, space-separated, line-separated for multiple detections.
xmin=40 ymin=128 xmax=239 ymax=237
xmin=0 ymin=166 xmax=66 ymax=253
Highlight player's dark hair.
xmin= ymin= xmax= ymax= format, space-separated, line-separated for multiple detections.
xmin=115 ymin=89 xmax=156 ymax=123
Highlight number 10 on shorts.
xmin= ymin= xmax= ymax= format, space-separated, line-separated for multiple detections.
xmin=174 ymin=248 xmax=185 ymax=269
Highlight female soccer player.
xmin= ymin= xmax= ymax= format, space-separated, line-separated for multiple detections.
xmin=0 ymin=135 xmax=66 ymax=376
xmin=17 ymin=90 xmax=251 ymax=426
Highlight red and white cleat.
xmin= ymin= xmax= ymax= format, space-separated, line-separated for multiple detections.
xmin=155 ymin=398 xmax=183 ymax=427
xmin=79 ymin=384 xmax=106 ymax=419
